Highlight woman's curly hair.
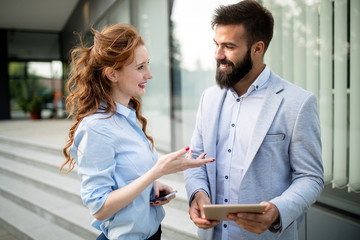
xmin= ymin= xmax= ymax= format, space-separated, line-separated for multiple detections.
xmin=60 ymin=23 xmax=153 ymax=173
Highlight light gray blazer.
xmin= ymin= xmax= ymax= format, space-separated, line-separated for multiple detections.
xmin=184 ymin=70 xmax=324 ymax=240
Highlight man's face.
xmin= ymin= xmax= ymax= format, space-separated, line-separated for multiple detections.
xmin=214 ymin=24 xmax=253 ymax=89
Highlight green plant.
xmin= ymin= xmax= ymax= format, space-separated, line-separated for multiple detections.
xmin=17 ymin=95 xmax=44 ymax=113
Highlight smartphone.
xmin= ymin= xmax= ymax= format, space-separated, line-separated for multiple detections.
xmin=151 ymin=190 xmax=177 ymax=202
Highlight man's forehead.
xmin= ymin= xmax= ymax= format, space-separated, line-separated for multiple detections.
xmin=214 ymin=24 xmax=247 ymax=42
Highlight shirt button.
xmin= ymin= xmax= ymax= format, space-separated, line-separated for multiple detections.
xmin=225 ymin=176 xmax=228 ymax=179
xmin=236 ymin=98 xmax=240 ymax=102
xmin=228 ymin=149 xmax=231 ymax=153
xmin=231 ymin=123 xmax=235 ymax=127
xmin=224 ymin=224 xmax=227 ymax=228
xmin=224 ymin=199 xmax=228 ymax=203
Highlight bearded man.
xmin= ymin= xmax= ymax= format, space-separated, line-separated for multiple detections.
xmin=184 ymin=1 xmax=324 ymax=240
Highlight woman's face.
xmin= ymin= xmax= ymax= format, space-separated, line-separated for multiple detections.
xmin=111 ymin=45 xmax=152 ymax=106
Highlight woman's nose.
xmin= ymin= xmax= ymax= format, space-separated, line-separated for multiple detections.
xmin=146 ymin=69 xmax=153 ymax=79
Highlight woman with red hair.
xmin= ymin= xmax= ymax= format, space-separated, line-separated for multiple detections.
xmin=61 ymin=23 xmax=214 ymax=240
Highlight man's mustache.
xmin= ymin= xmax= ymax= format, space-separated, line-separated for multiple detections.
xmin=217 ymin=59 xmax=235 ymax=68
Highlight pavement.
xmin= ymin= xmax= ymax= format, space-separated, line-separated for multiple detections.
xmin=0 ymin=118 xmax=73 ymax=148
xmin=0 ymin=118 xmax=73 ymax=240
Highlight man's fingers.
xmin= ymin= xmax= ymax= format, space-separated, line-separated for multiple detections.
xmin=260 ymin=201 xmax=271 ymax=211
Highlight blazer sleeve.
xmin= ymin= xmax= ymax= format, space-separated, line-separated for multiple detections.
xmin=271 ymin=93 xmax=324 ymax=233
xmin=184 ymin=90 xmax=211 ymax=204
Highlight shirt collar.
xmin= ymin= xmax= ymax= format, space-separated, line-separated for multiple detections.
xmin=115 ymin=101 xmax=136 ymax=119
xmin=252 ymin=64 xmax=270 ymax=91
xmin=229 ymin=65 xmax=270 ymax=98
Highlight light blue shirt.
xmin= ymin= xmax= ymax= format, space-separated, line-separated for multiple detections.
xmin=71 ymin=102 xmax=164 ymax=240
xmin=214 ymin=66 xmax=270 ymax=240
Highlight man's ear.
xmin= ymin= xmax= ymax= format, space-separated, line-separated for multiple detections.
xmin=253 ymin=41 xmax=265 ymax=55
xmin=105 ymin=67 xmax=118 ymax=82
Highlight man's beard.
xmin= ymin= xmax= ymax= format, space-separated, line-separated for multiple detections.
xmin=216 ymin=47 xmax=253 ymax=89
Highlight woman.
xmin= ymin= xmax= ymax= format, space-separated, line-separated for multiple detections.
xmin=60 ymin=23 xmax=214 ymax=240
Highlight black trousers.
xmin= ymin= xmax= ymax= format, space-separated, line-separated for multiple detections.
xmin=96 ymin=225 xmax=162 ymax=240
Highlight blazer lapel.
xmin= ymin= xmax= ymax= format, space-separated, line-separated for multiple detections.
xmin=243 ymin=74 xmax=284 ymax=175
xmin=203 ymin=86 xmax=226 ymax=203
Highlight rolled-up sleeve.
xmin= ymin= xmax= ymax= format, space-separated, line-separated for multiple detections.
xmin=73 ymin=121 xmax=116 ymax=215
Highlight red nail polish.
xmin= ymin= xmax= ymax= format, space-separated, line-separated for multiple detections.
xmin=212 ymin=159 xmax=216 ymax=162
xmin=150 ymin=202 xmax=153 ymax=205
xmin=185 ymin=146 xmax=190 ymax=151
xmin=155 ymin=195 xmax=158 ymax=198
xmin=204 ymin=153 xmax=207 ymax=157
xmin=155 ymin=201 xmax=159 ymax=204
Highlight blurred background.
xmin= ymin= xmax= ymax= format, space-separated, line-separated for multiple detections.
xmin=0 ymin=0 xmax=359 ymax=239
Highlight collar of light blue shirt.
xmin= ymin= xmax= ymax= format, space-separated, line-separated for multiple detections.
xmin=99 ymin=101 xmax=136 ymax=120
xmin=230 ymin=65 xmax=270 ymax=98
xmin=114 ymin=101 xmax=137 ymax=120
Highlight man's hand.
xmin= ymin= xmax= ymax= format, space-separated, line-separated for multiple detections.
xmin=227 ymin=201 xmax=280 ymax=234
xmin=189 ymin=191 xmax=219 ymax=229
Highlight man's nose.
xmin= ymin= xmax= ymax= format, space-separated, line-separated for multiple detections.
xmin=215 ymin=46 xmax=225 ymax=61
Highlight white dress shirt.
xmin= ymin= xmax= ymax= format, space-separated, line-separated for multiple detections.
xmin=214 ymin=66 xmax=270 ymax=240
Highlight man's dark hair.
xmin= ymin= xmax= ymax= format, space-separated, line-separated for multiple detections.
xmin=211 ymin=0 xmax=274 ymax=51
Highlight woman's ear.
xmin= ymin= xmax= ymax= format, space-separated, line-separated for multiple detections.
xmin=105 ymin=67 xmax=118 ymax=82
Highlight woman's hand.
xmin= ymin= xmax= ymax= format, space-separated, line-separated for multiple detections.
xmin=152 ymin=147 xmax=215 ymax=178
xmin=150 ymin=181 xmax=175 ymax=206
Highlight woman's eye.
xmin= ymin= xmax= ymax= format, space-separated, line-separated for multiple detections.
xmin=138 ymin=65 xmax=144 ymax=70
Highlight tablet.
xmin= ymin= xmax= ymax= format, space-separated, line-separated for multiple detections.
xmin=203 ymin=204 xmax=267 ymax=221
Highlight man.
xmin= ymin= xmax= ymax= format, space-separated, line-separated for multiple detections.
xmin=184 ymin=1 xmax=324 ymax=239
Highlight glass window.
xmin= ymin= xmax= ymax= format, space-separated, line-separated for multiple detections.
xmin=170 ymin=0 xmax=239 ymax=149
xmin=263 ymin=0 xmax=360 ymax=217
xmin=96 ymin=0 xmax=131 ymax=29
xmin=9 ymin=61 xmax=64 ymax=119
xmin=135 ymin=0 xmax=172 ymax=152
xmin=7 ymin=31 xmax=60 ymax=61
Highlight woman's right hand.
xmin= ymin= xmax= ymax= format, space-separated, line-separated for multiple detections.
xmin=153 ymin=147 xmax=215 ymax=177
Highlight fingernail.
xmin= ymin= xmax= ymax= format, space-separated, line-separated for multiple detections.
xmin=212 ymin=159 xmax=216 ymax=162
xmin=185 ymin=146 xmax=190 ymax=151
xmin=204 ymin=153 xmax=207 ymax=157
xmin=150 ymin=202 xmax=153 ymax=205
xmin=155 ymin=201 xmax=159 ymax=204
xmin=155 ymin=195 xmax=158 ymax=198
